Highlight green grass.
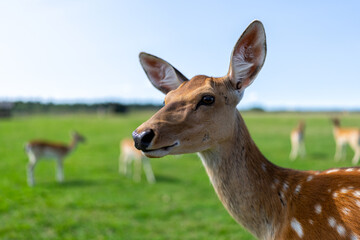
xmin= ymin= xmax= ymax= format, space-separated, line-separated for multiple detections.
xmin=1 ymin=111 xmax=360 ymax=239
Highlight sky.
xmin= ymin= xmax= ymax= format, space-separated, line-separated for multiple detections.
xmin=1 ymin=1 xmax=360 ymax=110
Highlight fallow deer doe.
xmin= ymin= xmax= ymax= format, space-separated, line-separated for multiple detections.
xmin=119 ymin=138 xmax=155 ymax=183
xmin=332 ymin=118 xmax=360 ymax=165
xmin=25 ymin=131 xmax=85 ymax=186
xmin=132 ymin=21 xmax=360 ymax=239
xmin=289 ymin=121 xmax=306 ymax=160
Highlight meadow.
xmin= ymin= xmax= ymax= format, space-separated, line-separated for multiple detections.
xmin=1 ymin=111 xmax=360 ymax=240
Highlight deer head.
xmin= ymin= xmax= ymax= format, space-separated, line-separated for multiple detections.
xmin=133 ymin=20 xmax=266 ymax=158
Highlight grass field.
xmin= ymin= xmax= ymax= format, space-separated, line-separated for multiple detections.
xmin=1 ymin=111 xmax=360 ymax=240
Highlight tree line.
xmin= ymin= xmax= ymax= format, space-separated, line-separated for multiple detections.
xmin=6 ymin=101 xmax=163 ymax=115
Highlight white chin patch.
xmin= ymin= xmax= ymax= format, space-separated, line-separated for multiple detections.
xmin=143 ymin=149 xmax=171 ymax=158
xmin=143 ymin=141 xmax=179 ymax=158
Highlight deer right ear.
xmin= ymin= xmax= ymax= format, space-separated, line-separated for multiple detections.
xmin=228 ymin=20 xmax=267 ymax=94
xmin=139 ymin=52 xmax=188 ymax=95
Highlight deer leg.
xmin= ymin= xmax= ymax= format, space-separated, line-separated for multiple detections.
xmin=125 ymin=156 xmax=133 ymax=178
xmin=133 ymin=157 xmax=142 ymax=182
xmin=142 ymin=157 xmax=156 ymax=184
xmin=56 ymin=158 xmax=64 ymax=183
xmin=352 ymin=149 xmax=360 ymax=165
xmin=300 ymin=141 xmax=306 ymax=159
xmin=119 ymin=152 xmax=126 ymax=175
xmin=27 ymin=162 xmax=36 ymax=187
xmin=290 ymin=141 xmax=298 ymax=161
xmin=342 ymin=145 xmax=347 ymax=161
xmin=27 ymin=153 xmax=37 ymax=187
xmin=349 ymin=139 xmax=360 ymax=165
xmin=334 ymin=143 xmax=343 ymax=161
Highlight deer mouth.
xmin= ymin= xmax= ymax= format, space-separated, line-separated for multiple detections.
xmin=142 ymin=142 xmax=179 ymax=158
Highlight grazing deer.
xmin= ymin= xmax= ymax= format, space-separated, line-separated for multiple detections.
xmin=289 ymin=121 xmax=306 ymax=160
xmin=332 ymin=118 xmax=360 ymax=165
xmin=132 ymin=21 xmax=360 ymax=239
xmin=119 ymin=138 xmax=155 ymax=183
xmin=25 ymin=131 xmax=85 ymax=186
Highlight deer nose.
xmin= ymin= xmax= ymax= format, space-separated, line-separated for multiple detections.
xmin=132 ymin=129 xmax=155 ymax=151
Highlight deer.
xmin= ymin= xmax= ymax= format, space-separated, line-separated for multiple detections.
xmin=25 ymin=131 xmax=85 ymax=186
xmin=119 ymin=138 xmax=155 ymax=183
xmin=289 ymin=120 xmax=306 ymax=160
xmin=132 ymin=20 xmax=360 ymax=239
xmin=332 ymin=118 xmax=360 ymax=165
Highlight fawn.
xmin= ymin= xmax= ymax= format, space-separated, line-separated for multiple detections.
xmin=332 ymin=118 xmax=360 ymax=165
xmin=119 ymin=138 xmax=155 ymax=183
xmin=289 ymin=120 xmax=306 ymax=160
xmin=25 ymin=131 xmax=85 ymax=186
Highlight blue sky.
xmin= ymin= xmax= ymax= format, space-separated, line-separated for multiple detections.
xmin=1 ymin=1 xmax=360 ymax=110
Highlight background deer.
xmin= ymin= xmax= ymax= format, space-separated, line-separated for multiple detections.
xmin=289 ymin=120 xmax=306 ymax=160
xmin=132 ymin=21 xmax=360 ymax=239
xmin=332 ymin=118 xmax=360 ymax=165
xmin=119 ymin=138 xmax=155 ymax=183
xmin=25 ymin=131 xmax=85 ymax=186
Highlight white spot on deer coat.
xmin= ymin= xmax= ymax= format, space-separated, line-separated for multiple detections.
xmin=326 ymin=169 xmax=339 ymax=174
xmin=328 ymin=217 xmax=336 ymax=228
xmin=307 ymin=175 xmax=313 ymax=182
xmin=337 ymin=224 xmax=346 ymax=237
xmin=283 ymin=182 xmax=289 ymax=191
xmin=315 ymin=204 xmax=322 ymax=214
xmin=261 ymin=163 xmax=266 ymax=172
xmin=340 ymin=188 xmax=349 ymax=194
xmin=291 ymin=218 xmax=304 ymax=238
xmin=342 ymin=207 xmax=350 ymax=215
xmin=353 ymin=191 xmax=360 ymax=198
xmin=351 ymin=233 xmax=359 ymax=240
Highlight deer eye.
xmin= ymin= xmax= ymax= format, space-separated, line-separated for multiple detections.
xmin=196 ymin=95 xmax=215 ymax=110
xmin=201 ymin=95 xmax=215 ymax=105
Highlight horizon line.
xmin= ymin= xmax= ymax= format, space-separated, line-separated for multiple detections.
xmin=1 ymin=97 xmax=360 ymax=112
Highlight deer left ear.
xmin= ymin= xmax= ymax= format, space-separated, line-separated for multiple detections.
xmin=228 ymin=20 xmax=267 ymax=93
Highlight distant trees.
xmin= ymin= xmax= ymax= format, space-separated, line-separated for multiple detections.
xmin=8 ymin=101 xmax=162 ymax=115
xmin=0 ymin=102 xmax=13 ymax=118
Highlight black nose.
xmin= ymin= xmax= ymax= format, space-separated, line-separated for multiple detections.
xmin=132 ymin=129 xmax=155 ymax=151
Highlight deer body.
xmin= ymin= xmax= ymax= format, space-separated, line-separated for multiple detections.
xmin=200 ymin=113 xmax=360 ymax=239
xmin=332 ymin=119 xmax=360 ymax=165
xmin=26 ymin=132 xmax=85 ymax=186
xmin=289 ymin=121 xmax=306 ymax=160
xmin=132 ymin=21 xmax=360 ymax=239
xmin=119 ymin=138 xmax=155 ymax=183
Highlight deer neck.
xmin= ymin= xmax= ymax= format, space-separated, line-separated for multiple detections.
xmin=198 ymin=111 xmax=296 ymax=240
xmin=68 ymin=138 xmax=79 ymax=154
xmin=333 ymin=126 xmax=341 ymax=137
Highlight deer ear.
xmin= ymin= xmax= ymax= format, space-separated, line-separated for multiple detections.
xmin=228 ymin=20 xmax=266 ymax=93
xmin=139 ymin=52 xmax=188 ymax=94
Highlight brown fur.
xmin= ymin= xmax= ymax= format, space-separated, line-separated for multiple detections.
xmin=27 ymin=140 xmax=72 ymax=156
xmin=134 ymin=21 xmax=360 ymax=239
